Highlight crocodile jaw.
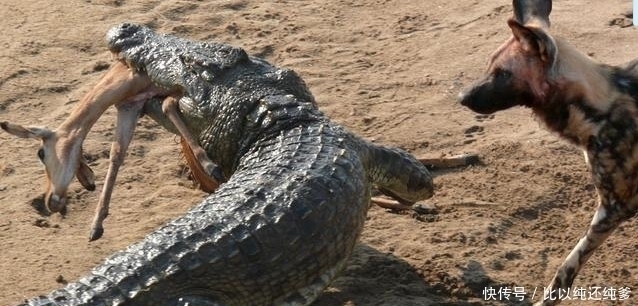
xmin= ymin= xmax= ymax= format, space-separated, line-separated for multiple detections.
xmin=106 ymin=22 xmax=251 ymax=104
xmin=106 ymin=23 xmax=188 ymax=93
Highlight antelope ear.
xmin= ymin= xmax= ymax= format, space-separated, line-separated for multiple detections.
xmin=507 ymin=19 xmax=557 ymax=66
xmin=76 ymin=157 xmax=96 ymax=191
xmin=0 ymin=121 xmax=53 ymax=139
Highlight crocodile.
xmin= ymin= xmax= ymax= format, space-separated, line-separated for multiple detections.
xmin=19 ymin=23 xmax=434 ymax=305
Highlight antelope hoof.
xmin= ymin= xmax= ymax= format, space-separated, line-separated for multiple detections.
xmin=206 ymin=163 xmax=226 ymax=183
xmin=89 ymin=226 xmax=105 ymax=241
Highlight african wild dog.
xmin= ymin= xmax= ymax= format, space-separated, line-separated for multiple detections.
xmin=460 ymin=0 xmax=638 ymax=305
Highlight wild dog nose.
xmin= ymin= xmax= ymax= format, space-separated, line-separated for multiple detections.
xmin=46 ymin=193 xmax=67 ymax=213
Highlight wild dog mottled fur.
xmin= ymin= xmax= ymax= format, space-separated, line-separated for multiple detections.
xmin=460 ymin=0 xmax=638 ymax=305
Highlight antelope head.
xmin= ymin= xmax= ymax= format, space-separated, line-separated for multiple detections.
xmin=0 ymin=122 xmax=95 ymax=213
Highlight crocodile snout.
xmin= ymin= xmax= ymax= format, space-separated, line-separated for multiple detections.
xmin=106 ymin=22 xmax=152 ymax=53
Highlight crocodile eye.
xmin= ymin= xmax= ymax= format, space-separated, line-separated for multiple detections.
xmin=37 ymin=148 xmax=45 ymax=160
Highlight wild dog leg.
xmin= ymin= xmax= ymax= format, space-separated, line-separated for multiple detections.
xmin=89 ymin=99 xmax=145 ymax=241
xmin=536 ymin=203 xmax=625 ymax=306
xmin=162 ymin=95 xmax=224 ymax=191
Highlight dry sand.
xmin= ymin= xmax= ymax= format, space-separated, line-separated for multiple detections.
xmin=0 ymin=0 xmax=637 ymax=305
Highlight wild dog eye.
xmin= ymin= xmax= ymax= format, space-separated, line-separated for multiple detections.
xmin=37 ymin=148 xmax=45 ymax=160
xmin=494 ymin=68 xmax=512 ymax=80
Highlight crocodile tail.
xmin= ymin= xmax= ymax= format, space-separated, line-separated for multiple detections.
xmin=362 ymin=143 xmax=434 ymax=203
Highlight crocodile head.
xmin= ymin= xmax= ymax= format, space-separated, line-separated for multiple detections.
xmin=107 ymin=23 xmax=249 ymax=103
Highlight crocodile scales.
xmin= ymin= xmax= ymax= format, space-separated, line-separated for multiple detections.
xmin=20 ymin=23 xmax=434 ymax=306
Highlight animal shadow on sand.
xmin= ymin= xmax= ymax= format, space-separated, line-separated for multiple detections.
xmin=30 ymin=195 xmax=65 ymax=217
xmin=313 ymin=245 xmax=526 ymax=306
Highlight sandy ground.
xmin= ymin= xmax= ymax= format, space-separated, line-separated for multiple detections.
xmin=1 ymin=0 xmax=637 ymax=305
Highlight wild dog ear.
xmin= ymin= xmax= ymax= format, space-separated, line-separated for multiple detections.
xmin=507 ymin=19 xmax=557 ymax=66
xmin=513 ymin=0 xmax=552 ymax=28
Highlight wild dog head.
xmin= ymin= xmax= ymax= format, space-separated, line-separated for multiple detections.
xmin=459 ymin=0 xmax=557 ymax=114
